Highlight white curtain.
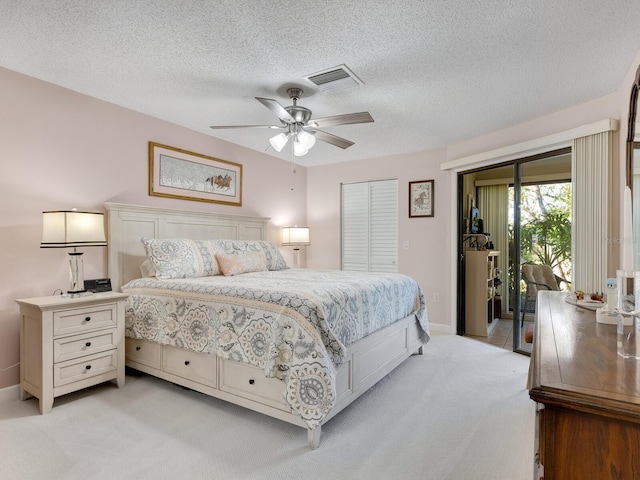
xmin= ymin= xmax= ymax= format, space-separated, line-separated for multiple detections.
xmin=572 ymin=131 xmax=613 ymax=293
xmin=477 ymin=185 xmax=509 ymax=315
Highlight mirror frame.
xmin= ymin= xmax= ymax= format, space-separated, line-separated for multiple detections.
xmin=627 ymin=65 xmax=640 ymax=187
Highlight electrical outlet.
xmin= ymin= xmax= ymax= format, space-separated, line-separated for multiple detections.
xmin=402 ymin=240 xmax=410 ymax=251
xmin=433 ymin=292 xmax=440 ymax=303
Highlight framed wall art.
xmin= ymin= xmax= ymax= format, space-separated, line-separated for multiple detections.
xmin=149 ymin=142 xmax=242 ymax=206
xmin=409 ymin=179 xmax=434 ymax=218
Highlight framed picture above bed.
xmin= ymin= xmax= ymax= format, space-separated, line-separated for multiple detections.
xmin=409 ymin=179 xmax=434 ymax=218
xmin=149 ymin=142 xmax=243 ymax=206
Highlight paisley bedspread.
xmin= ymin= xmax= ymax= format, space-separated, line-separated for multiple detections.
xmin=121 ymin=269 xmax=429 ymax=428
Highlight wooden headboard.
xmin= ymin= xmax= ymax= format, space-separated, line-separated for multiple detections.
xmin=105 ymin=203 xmax=269 ymax=290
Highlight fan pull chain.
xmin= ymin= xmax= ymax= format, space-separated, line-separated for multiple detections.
xmin=290 ymin=140 xmax=297 ymax=190
xmin=290 ymin=160 xmax=298 ymax=190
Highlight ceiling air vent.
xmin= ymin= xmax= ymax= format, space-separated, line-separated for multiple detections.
xmin=304 ymin=64 xmax=364 ymax=93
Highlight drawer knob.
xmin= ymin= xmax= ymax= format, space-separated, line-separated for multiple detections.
xmin=85 ymin=342 xmax=91 ymax=347
xmin=249 ymin=379 xmax=255 ymax=385
xmin=184 ymin=360 xmax=190 ymax=366
xmin=85 ymin=316 xmax=91 ymax=322
xmin=135 ymin=346 xmax=141 ymax=351
xmin=85 ymin=365 xmax=92 ymax=370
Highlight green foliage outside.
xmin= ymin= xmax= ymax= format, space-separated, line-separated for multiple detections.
xmin=508 ymin=182 xmax=572 ymax=301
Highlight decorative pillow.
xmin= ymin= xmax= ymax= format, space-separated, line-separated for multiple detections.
xmin=139 ymin=258 xmax=157 ymax=278
xmin=212 ymin=240 xmax=288 ymax=271
xmin=215 ymin=251 xmax=268 ymax=276
xmin=141 ymin=238 xmax=221 ymax=279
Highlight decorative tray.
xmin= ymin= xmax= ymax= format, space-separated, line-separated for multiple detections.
xmin=564 ymin=293 xmax=605 ymax=311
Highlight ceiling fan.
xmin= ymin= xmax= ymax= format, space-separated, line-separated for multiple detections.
xmin=209 ymin=87 xmax=374 ymax=156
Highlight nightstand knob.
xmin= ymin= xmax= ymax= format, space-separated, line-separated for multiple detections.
xmin=135 ymin=346 xmax=141 ymax=351
xmin=249 ymin=379 xmax=255 ymax=385
xmin=85 ymin=316 xmax=91 ymax=322
xmin=85 ymin=342 xmax=91 ymax=347
xmin=184 ymin=360 xmax=190 ymax=366
xmin=85 ymin=365 xmax=92 ymax=370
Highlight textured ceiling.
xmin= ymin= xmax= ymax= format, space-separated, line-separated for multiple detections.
xmin=1 ymin=1 xmax=640 ymax=166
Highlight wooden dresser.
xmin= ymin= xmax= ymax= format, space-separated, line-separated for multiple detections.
xmin=529 ymin=291 xmax=640 ymax=479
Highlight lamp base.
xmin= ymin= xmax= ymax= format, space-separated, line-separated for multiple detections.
xmin=68 ymin=251 xmax=86 ymax=294
xmin=293 ymin=248 xmax=300 ymax=269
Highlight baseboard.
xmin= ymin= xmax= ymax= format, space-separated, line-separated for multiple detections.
xmin=429 ymin=323 xmax=455 ymax=335
xmin=0 ymin=384 xmax=19 ymax=403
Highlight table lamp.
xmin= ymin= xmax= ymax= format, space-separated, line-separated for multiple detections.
xmin=40 ymin=209 xmax=107 ymax=294
xmin=282 ymin=226 xmax=310 ymax=268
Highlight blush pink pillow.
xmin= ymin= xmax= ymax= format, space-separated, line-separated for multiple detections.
xmin=215 ymin=252 xmax=267 ymax=276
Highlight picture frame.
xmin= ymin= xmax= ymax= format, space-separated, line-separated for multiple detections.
xmin=149 ymin=142 xmax=242 ymax=206
xmin=409 ymin=179 xmax=434 ymax=218
xmin=469 ymin=206 xmax=480 ymax=233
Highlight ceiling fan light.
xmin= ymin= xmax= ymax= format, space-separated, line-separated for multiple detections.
xmin=293 ymin=141 xmax=309 ymax=156
xmin=269 ymin=133 xmax=289 ymax=152
xmin=297 ymin=130 xmax=316 ymax=149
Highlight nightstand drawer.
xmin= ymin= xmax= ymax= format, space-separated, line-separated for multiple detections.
xmin=162 ymin=346 xmax=217 ymax=388
xmin=54 ymin=329 xmax=118 ymax=363
xmin=125 ymin=337 xmax=161 ymax=369
xmin=53 ymin=304 xmax=117 ymax=337
xmin=54 ymin=350 xmax=117 ymax=387
xmin=219 ymin=359 xmax=289 ymax=412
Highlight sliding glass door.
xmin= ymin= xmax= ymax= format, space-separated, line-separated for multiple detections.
xmin=515 ymin=155 xmax=572 ymax=353
xmin=458 ymin=149 xmax=571 ymax=354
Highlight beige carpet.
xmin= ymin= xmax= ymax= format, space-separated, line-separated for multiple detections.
xmin=0 ymin=334 xmax=534 ymax=480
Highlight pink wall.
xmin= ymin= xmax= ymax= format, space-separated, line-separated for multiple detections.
xmin=0 ymin=67 xmax=308 ymax=389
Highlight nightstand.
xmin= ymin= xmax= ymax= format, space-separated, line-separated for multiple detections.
xmin=15 ymin=292 xmax=128 ymax=414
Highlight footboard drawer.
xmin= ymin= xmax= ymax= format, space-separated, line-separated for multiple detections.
xmin=125 ymin=338 xmax=161 ymax=370
xmin=219 ymin=359 xmax=289 ymax=412
xmin=163 ymin=346 xmax=217 ymax=388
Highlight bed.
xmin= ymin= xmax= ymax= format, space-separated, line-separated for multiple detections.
xmin=106 ymin=202 xmax=429 ymax=448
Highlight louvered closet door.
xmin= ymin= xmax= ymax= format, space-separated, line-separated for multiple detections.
xmin=342 ymin=179 xmax=398 ymax=273
xmin=342 ymin=182 xmax=369 ymax=271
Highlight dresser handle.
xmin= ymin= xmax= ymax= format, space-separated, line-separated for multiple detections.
xmin=184 ymin=360 xmax=190 ymax=366
xmin=85 ymin=365 xmax=92 ymax=370
xmin=135 ymin=346 xmax=141 ymax=351
xmin=85 ymin=342 xmax=91 ymax=347
xmin=85 ymin=316 xmax=91 ymax=322
xmin=249 ymin=379 xmax=255 ymax=385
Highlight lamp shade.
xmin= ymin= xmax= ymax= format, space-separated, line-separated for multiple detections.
xmin=282 ymin=226 xmax=310 ymax=246
xmin=297 ymin=130 xmax=316 ymax=149
xmin=41 ymin=210 xmax=107 ymax=248
xmin=293 ymin=140 xmax=309 ymax=157
xmin=269 ymin=132 xmax=289 ymax=152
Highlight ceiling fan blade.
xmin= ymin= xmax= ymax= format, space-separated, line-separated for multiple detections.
xmin=209 ymin=124 xmax=282 ymax=130
xmin=310 ymin=129 xmax=355 ymax=149
xmin=308 ymin=111 xmax=374 ymax=128
xmin=255 ymin=97 xmax=295 ymax=124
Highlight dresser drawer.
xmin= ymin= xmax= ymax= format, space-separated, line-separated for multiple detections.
xmin=162 ymin=346 xmax=217 ymax=388
xmin=53 ymin=304 xmax=117 ymax=337
xmin=54 ymin=350 xmax=117 ymax=387
xmin=125 ymin=338 xmax=161 ymax=370
xmin=219 ymin=359 xmax=289 ymax=412
xmin=54 ymin=329 xmax=118 ymax=363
